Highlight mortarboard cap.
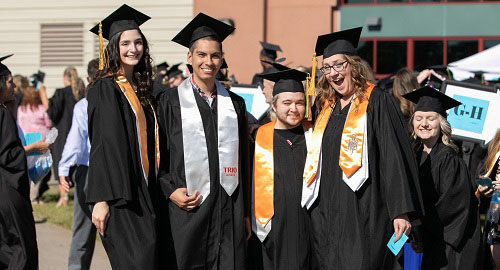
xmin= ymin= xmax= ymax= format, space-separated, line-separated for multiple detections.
xmin=402 ymin=85 xmax=461 ymax=117
xmin=172 ymin=13 xmax=235 ymax=48
xmin=0 ymin=54 xmax=13 ymax=76
xmin=261 ymin=57 xmax=289 ymax=72
xmin=156 ymin=62 xmax=169 ymax=71
xmin=260 ymin=41 xmax=282 ymax=60
xmin=315 ymin=27 xmax=362 ymax=59
xmin=166 ymin=63 xmax=183 ymax=77
xmin=89 ymin=4 xmax=150 ymax=40
xmin=257 ymin=69 xmax=308 ymax=96
xmin=221 ymin=58 xmax=228 ymax=69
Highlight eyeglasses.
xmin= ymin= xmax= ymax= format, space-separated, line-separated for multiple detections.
xmin=320 ymin=61 xmax=348 ymax=74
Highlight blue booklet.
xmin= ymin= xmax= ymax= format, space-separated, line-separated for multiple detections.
xmin=387 ymin=233 xmax=409 ymax=256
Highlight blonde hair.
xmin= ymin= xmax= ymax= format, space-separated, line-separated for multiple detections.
xmin=393 ymin=68 xmax=418 ymax=118
xmin=316 ymin=54 xmax=370 ymax=112
xmin=482 ymin=129 xmax=500 ymax=177
xmin=64 ymin=66 xmax=85 ymax=101
xmin=409 ymin=113 xmax=459 ymax=152
xmin=268 ymin=95 xmax=278 ymax=121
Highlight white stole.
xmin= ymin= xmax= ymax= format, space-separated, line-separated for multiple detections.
xmin=178 ymin=78 xmax=239 ymax=205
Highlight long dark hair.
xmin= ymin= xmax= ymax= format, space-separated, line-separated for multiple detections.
xmin=92 ymin=29 xmax=154 ymax=105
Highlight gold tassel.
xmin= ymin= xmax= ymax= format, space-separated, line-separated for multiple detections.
xmin=305 ymin=53 xmax=317 ymax=121
xmin=98 ymin=22 xmax=105 ymax=71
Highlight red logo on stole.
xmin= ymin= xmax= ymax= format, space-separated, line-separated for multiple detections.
xmin=224 ymin=167 xmax=238 ymax=176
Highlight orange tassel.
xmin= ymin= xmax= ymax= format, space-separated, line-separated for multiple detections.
xmin=305 ymin=53 xmax=317 ymax=121
xmin=98 ymin=22 xmax=105 ymax=71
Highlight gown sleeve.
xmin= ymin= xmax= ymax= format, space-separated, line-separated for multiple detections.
xmin=86 ymin=79 xmax=133 ymax=204
xmin=156 ymin=92 xmax=177 ymax=200
xmin=372 ymin=90 xmax=424 ymax=220
xmin=47 ymin=88 xmax=65 ymax=124
xmin=0 ymin=107 xmax=29 ymax=197
xmin=435 ymin=150 xmax=476 ymax=249
xmin=237 ymin=98 xmax=251 ymax=218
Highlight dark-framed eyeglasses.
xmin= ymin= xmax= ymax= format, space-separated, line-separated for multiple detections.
xmin=320 ymin=60 xmax=348 ymax=74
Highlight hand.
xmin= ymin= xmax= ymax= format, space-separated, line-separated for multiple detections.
xmin=33 ymin=141 xmax=50 ymax=153
xmin=92 ymin=201 xmax=110 ymax=236
xmin=417 ymin=69 xmax=431 ymax=84
xmin=478 ymin=184 xmax=493 ymax=197
xmin=244 ymin=217 xmax=252 ymax=240
xmin=393 ymin=213 xmax=411 ymax=242
xmin=169 ymin=188 xmax=202 ymax=211
xmin=59 ymin=176 xmax=73 ymax=193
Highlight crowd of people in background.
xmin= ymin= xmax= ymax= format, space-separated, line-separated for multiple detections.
xmin=1 ymin=4 xmax=500 ymax=270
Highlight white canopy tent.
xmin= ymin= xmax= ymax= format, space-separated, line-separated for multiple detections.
xmin=448 ymin=44 xmax=500 ymax=81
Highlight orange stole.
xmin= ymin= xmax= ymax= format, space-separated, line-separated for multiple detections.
xmin=339 ymin=83 xmax=374 ymax=178
xmin=254 ymin=121 xmax=312 ymax=226
xmin=303 ymin=83 xmax=375 ymax=186
xmin=254 ymin=121 xmax=276 ymax=226
xmin=115 ymin=75 xmax=160 ymax=179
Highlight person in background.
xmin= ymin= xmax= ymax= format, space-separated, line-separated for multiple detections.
xmin=13 ymin=74 xmax=29 ymax=110
xmin=478 ymin=129 xmax=500 ymax=269
xmin=403 ymin=86 xmax=481 ymax=269
xmin=392 ymin=68 xmax=419 ymax=124
xmin=17 ymin=86 xmax=53 ymax=204
xmin=153 ymin=61 xmax=169 ymax=97
xmin=39 ymin=66 xmax=85 ymax=208
xmin=252 ymin=42 xmax=282 ymax=85
xmin=166 ymin=63 xmax=185 ymax=89
xmin=59 ymin=58 xmax=99 ymax=270
xmin=86 ymin=5 xmax=161 ymax=269
xmin=0 ymin=54 xmax=39 ymax=270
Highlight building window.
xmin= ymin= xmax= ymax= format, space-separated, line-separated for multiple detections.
xmin=447 ymin=40 xmax=478 ymax=63
xmin=484 ymin=39 xmax=500 ymax=50
xmin=357 ymin=41 xmax=374 ymax=69
xmin=376 ymin=41 xmax=407 ymax=74
xmin=41 ymin=23 xmax=84 ymax=67
xmin=344 ymin=0 xmax=374 ymax=4
xmin=414 ymin=41 xmax=444 ymax=71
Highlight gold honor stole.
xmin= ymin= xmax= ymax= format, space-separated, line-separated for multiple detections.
xmin=301 ymin=83 xmax=374 ymax=208
xmin=253 ymin=120 xmax=312 ymax=242
xmin=115 ymin=75 xmax=160 ymax=184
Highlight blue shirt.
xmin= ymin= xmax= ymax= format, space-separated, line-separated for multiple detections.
xmin=58 ymin=98 xmax=90 ymax=177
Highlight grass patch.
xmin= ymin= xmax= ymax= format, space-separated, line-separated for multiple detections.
xmin=32 ymin=186 xmax=74 ymax=230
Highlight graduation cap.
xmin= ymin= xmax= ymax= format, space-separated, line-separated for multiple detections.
xmin=89 ymin=4 xmax=150 ymax=40
xmin=0 ymin=54 xmax=13 ymax=76
xmin=156 ymin=62 xmax=169 ymax=72
xmin=166 ymin=63 xmax=183 ymax=77
xmin=257 ymin=69 xmax=308 ymax=96
xmin=172 ymin=13 xmax=235 ymax=48
xmin=261 ymin=57 xmax=289 ymax=71
xmin=425 ymin=72 xmax=444 ymax=89
xmin=260 ymin=41 xmax=282 ymax=60
xmin=315 ymin=27 xmax=363 ymax=59
xmin=402 ymin=85 xmax=461 ymax=117
xmin=90 ymin=4 xmax=150 ymax=70
xmin=377 ymin=72 xmax=396 ymax=92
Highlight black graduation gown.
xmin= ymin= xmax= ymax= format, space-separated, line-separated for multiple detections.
xmin=86 ymin=77 xmax=159 ymax=269
xmin=0 ymin=105 xmax=38 ymax=270
xmin=257 ymin=109 xmax=271 ymax=126
xmin=418 ymin=142 xmax=481 ymax=270
xmin=156 ymin=84 xmax=250 ymax=270
xmin=153 ymin=75 xmax=168 ymax=98
xmin=309 ymin=88 xmax=423 ymax=270
xmin=259 ymin=127 xmax=312 ymax=270
xmin=47 ymin=86 xmax=77 ymax=178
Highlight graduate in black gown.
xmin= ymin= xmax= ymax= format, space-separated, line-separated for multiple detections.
xmin=403 ymin=86 xmax=481 ymax=269
xmin=0 ymin=54 xmax=38 ymax=270
xmin=157 ymin=13 xmax=250 ymax=270
xmin=252 ymin=68 xmax=313 ymax=270
xmin=85 ymin=5 xmax=162 ymax=269
xmin=251 ymin=42 xmax=282 ymax=86
xmin=304 ymin=27 xmax=423 ymax=270
xmin=153 ymin=61 xmax=169 ymax=98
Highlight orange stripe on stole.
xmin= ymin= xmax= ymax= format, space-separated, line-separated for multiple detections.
xmin=338 ymin=83 xmax=374 ymax=178
xmin=303 ymin=103 xmax=333 ymax=186
xmin=115 ymin=75 xmax=151 ymax=178
xmin=254 ymin=121 xmax=276 ymax=226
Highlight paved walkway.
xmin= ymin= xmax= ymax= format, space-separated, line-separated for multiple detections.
xmin=36 ymin=222 xmax=111 ymax=270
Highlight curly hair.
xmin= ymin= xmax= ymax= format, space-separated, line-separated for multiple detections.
xmin=409 ymin=113 xmax=459 ymax=153
xmin=316 ymin=54 xmax=371 ymax=112
xmin=91 ymin=29 xmax=154 ymax=106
